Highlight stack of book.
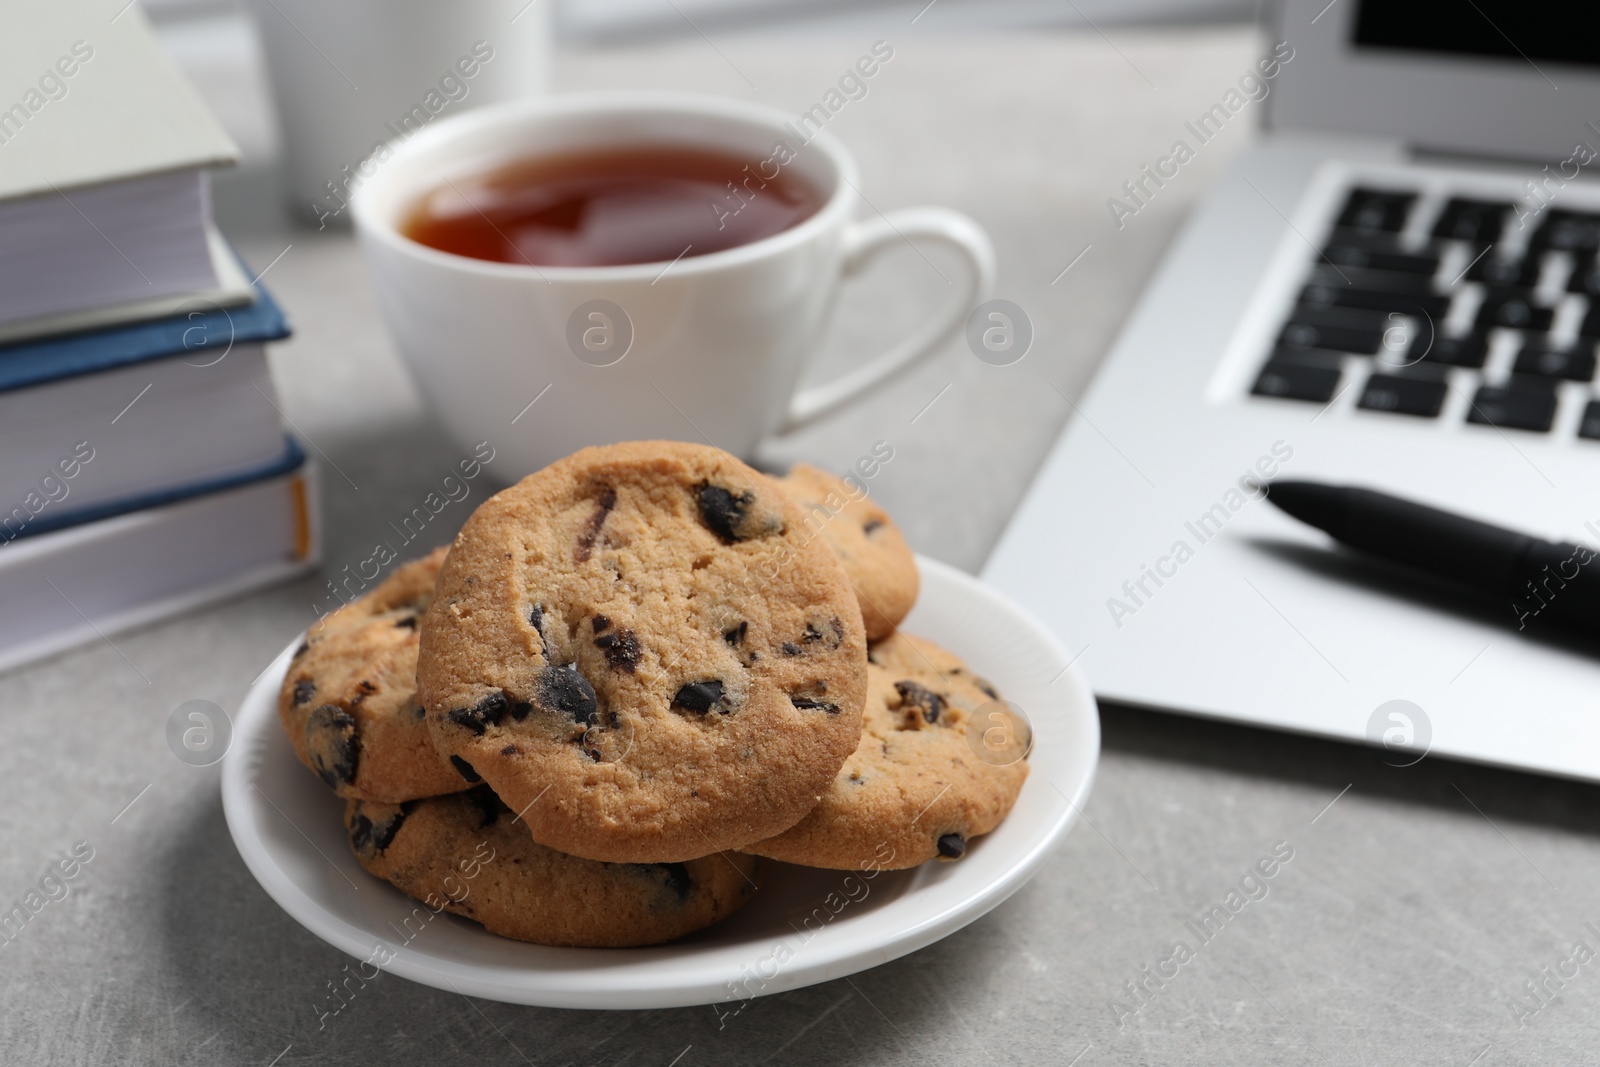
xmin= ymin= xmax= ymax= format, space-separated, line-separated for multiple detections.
xmin=0 ymin=3 xmax=319 ymax=673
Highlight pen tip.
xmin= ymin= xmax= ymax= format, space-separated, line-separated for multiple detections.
xmin=1264 ymin=480 xmax=1342 ymax=535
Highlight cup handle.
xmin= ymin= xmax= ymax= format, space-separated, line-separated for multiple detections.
xmin=779 ymin=207 xmax=996 ymax=432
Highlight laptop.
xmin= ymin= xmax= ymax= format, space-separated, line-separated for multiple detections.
xmin=983 ymin=0 xmax=1600 ymax=780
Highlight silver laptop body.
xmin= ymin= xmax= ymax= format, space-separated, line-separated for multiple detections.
xmin=984 ymin=0 xmax=1600 ymax=780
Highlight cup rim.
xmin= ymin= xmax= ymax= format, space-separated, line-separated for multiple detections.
xmin=349 ymin=90 xmax=861 ymax=282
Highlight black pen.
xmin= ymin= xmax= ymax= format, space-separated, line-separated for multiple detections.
xmin=1265 ymin=480 xmax=1600 ymax=634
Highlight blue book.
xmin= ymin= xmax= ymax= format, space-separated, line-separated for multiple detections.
xmin=0 ymin=274 xmax=289 ymax=392
xmin=0 ymin=270 xmax=295 ymax=541
xmin=0 ymin=451 xmax=320 ymax=675
xmin=5 ymin=437 xmax=307 ymax=543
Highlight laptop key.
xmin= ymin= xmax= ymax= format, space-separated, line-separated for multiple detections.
xmin=1530 ymin=210 xmax=1600 ymax=254
xmin=1568 ymin=255 xmax=1600 ymax=296
xmin=1419 ymin=332 xmax=1489 ymax=368
xmin=1514 ymin=341 xmax=1598 ymax=382
xmin=1431 ymin=198 xmax=1510 ymax=245
xmin=1301 ymin=281 xmax=1450 ymax=318
xmin=1466 ymin=382 xmax=1558 ymax=432
xmin=1358 ymin=373 xmax=1448 ymax=417
xmin=1252 ymin=354 xmax=1342 ymax=402
xmin=1466 ymin=255 xmax=1540 ymax=290
xmin=1322 ymin=242 xmax=1439 ymax=276
xmin=1475 ymin=291 xmax=1554 ymax=332
xmin=1579 ymin=400 xmax=1600 ymax=440
xmin=1336 ymin=188 xmax=1417 ymax=234
xmin=1280 ymin=305 xmax=1386 ymax=354
xmin=1311 ymin=266 xmax=1438 ymax=295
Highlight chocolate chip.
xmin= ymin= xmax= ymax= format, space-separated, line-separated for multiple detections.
xmin=937 ymin=833 xmax=967 ymax=859
xmin=671 ymin=680 xmax=726 ymax=715
xmin=350 ymin=679 xmax=377 ymax=706
xmin=500 ymin=744 xmax=517 ymax=755
xmin=696 ymin=484 xmax=754 ymax=542
xmin=804 ymin=617 xmax=844 ymax=648
xmin=594 ymin=627 xmax=642 ymax=671
xmin=449 ymin=755 xmax=482 ymax=783
xmin=576 ymin=486 xmax=617 ymax=562
xmin=975 ymin=678 xmax=999 ymax=700
xmin=789 ymin=696 xmax=840 ymax=714
xmin=291 ymin=679 xmax=316 ymax=706
xmin=305 ymin=705 xmax=358 ymax=788
xmin=538 ymin=664 xmax=598 ymax=725
xmin=723 ymin=621 xmax=747 ymax=646
xmin=632 ymin=862 xmax=694 ymax=903
xmin=347 ymin=799 xmax=416 ymax=857
xmin=466 ymin=785 xmax=511 ymax=827
xmin=784 ymin=618 xmax=843 ymax=656
xmin=527 ymin=603 xmax=549 ymax=655
xmin=347 ymin=813 xmax=375 ymax=854
xmin=394 ymin=615 xmax=418 ymax=630
xmin=347 ymin=810 xmax=394 ymax=858
xmin=447 ymin=691 xmax=527 ymax=735
xmin=894 ymin=680 xmax=945 ymax=725
xmin=592 ymin=615 xmax=611 ymax=633
xmin=863 ymin=518 xmax=885 ymax=535
xmin=292 ymin=642 xmax=310 ymax=659
xmin=661 ymin=863 xmax=692 ymax=902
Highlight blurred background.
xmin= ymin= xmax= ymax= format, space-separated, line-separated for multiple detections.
xmin=152 ymin=0 xmax=1265 ymax=229
xmin=136 ymin=0 xmax=1278 ymax=574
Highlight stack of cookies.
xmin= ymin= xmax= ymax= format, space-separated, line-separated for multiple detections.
xmin=277 ymin=442 xmax=1029 ymax=948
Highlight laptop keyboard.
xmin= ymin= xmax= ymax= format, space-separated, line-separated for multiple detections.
xmin=1250 ymin=183 xmax=1600 ymax=439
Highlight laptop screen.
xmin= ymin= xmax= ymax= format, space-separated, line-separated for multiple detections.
xmin=1352 ymin=1 xmax=1600 ymax=67
xmin=1273 ymin=0 xmax=1600 ymax=159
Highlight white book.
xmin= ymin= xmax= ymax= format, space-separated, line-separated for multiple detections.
xmin=0 ymin=203 xmax=256 ymax=344
xmin=0 ymin=458 xmax=320 ymax=675
xmin=0 ymin=1 xmax=242 ymax=333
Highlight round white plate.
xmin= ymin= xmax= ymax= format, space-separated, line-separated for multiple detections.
xmin=222 ymin=555 xmax=1100 ymax=1009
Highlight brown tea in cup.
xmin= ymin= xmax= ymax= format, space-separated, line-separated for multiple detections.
xmin=400 ymin=145 xmax=824 ymax=267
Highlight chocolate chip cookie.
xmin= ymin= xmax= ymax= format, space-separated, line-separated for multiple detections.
xmin=779 ymin=464 xmax=918 ymax=642
xmin=743 ymin=632 xmax=1028 ymax=870
xmin=278 ymin=547 xmax=466 ymax=803
xmin=416 ymin=441 xmax=869 ymax=864
xmin=345 ymin=787 xmax=762 ymax=947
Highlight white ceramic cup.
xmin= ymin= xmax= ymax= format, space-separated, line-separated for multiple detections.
xmin=351 ymin=92 xmax=994 ymax=472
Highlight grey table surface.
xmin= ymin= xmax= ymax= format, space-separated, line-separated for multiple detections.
xmin=8 ymin=22 xmax=1600 ymax=1066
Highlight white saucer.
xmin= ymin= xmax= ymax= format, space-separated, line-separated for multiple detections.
xmin=221 ymin=555 xmax=1099 ymax=1009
